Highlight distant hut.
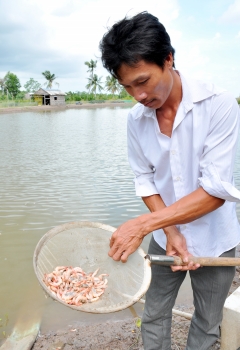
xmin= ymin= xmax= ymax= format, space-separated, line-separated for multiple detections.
xmin=33 ymin=88 xmax=66 ymax=106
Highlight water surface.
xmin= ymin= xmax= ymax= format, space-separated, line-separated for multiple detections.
xmin=0 ymin=106 xmax=239 ymax=341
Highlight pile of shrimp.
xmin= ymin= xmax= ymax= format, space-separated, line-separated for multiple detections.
xmin=43 ymin=266 xmax=108 ymax=306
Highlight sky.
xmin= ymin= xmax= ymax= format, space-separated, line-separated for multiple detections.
xmin=0 ymin=0 xmax=240 ymax=97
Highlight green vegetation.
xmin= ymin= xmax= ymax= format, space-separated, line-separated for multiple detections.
xmin=127 ymin=318 xmax=142 ymax=349
xmin=2 ymin=71 xmax=21 ymax=98
xmin=135 ymin=318 xmax=141 ymax=328
xmin=105 ymin=75 xmax=121 ymax=97
xmin=82 ymin=58 xmax=133 ymax=103
xmin=0 ymin=72 xmax=37 ymax=108
xmin=65 ymin=88 xmax=133 ymax=103
xmin=86 ymin=74 xmax=103 ymax=98
xmin=1 ymin=62 xmax=240 ymax=109
xmin=84 ymin=59 xmax=97 ymax=79
xmin=24 ymin=78 xmax=41 ymax=93
xmin=42 ymin=70 xmax=59 ymax=89
xmin=0 ymin=59 xmax=134 ymax=108
xmin=65 ymin=58 xmax=133 ymax=103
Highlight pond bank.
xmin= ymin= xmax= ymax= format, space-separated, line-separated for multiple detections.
xmin=0 ymin=102 xmax=135 ymax=114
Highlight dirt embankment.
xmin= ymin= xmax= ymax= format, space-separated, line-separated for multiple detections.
xmin=31 ymin=245 xmax=240 ymax=350
xmin=0 ymin=102 xmax=135 ymax=114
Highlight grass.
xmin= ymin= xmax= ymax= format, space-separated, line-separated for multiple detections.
xmin=0 ymin=101 xmax=38 ymax=108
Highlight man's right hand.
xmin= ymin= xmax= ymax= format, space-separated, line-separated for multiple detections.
xmin=164 ymin=226 xmax=201 ymax=272
xmin=141 ymin=194 xmax=201 ymax=271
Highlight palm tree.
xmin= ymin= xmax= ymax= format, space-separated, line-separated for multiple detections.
xmin=119 ymin=85 xmax=132 ymax=99
xmin=86 ymin=74 xmax=103 ymax=99
xmin=105 ymin=75 xmax=120 ymax=98
xmin=84 ymin=59 xmax=97 ymax=79
xmin=0 ymin=78 xmax=4 ymax=95
xmin=42 ymin=71 xmax=59 ymax=89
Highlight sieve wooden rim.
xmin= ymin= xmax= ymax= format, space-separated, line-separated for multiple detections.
xmin=33 ymin=221 xmax=152 ymax=313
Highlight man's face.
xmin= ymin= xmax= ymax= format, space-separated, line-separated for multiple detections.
xmin=118 ymin=59 xmax=174 ymax=109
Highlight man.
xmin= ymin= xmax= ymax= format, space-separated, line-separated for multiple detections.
xmin=100 ymin=12 xmax=240 ymax=350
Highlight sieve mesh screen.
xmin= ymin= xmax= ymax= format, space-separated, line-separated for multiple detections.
xmin=33 ymin=221 xmax=151 ymax=313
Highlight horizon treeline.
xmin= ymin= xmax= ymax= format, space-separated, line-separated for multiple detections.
xmin=0 ymin=59 xmax=239 ymax=103
xmin=0 ymin=59 xmax=134 ymax=102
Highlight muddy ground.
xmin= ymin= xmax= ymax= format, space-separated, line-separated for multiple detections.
xmin=31 ymin=245 xmax=240 ymax=350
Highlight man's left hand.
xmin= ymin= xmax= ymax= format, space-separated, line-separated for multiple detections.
xmin=108 ymin=217 xmax=147 ymax=262
xmin=165 ymin=227 xmax=201 ymax=271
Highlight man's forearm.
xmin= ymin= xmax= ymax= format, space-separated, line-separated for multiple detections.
xmin=142 ymin=194 xmax=176 ymax=235
xmin=140 ymin=188 xmax=225 ymax=236
xmin=142 ymin=194 xmax=167 ymax=212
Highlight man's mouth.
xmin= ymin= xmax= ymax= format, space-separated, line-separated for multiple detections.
xmin=143 ymin=99 xmax=154 ymax=107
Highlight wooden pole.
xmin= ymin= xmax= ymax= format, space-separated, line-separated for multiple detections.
xmin=172 ymin=256 xmax=240 ymax=266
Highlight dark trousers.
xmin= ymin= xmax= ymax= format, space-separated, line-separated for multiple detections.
xmin=141 ymin=236 xmax=236 ymax=350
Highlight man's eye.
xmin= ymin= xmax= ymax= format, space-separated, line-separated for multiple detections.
xmin=139 ymin=80 xmax=148 ymax=85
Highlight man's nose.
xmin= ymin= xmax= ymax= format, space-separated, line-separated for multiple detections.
xmin=134 ymin=91 xmax=147 ymax=102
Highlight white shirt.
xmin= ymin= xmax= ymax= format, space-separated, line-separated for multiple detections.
xmin=127 ymin=72 xmax=240 ymax=257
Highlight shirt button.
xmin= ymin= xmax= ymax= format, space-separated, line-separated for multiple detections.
xmin=171 ymin=150 xmax=176 ymax=155
xmin=182 ymin=225 xmax=187 ymax=230
xmin=175 ymin=176 xmax=181 ymax=181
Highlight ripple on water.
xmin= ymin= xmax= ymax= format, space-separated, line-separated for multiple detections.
xmin=0 ymin=108 xmax=240 ymax=339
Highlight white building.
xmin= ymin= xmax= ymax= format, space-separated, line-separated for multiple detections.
xmin=33 ymin=88 xmax=66 ymax=106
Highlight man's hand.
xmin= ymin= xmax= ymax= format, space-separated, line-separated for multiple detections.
xmin=109 ymin=216 xmax=147 ymax=263
xmin=165 ymin=226 xmax=200 ymax=272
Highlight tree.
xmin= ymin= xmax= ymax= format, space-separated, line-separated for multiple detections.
xmin=0 ymin=78 xmax=4 ymax=95
xmin=42 ymin=70 xmax=58 ymax=89
xmin=86 ymin=74 xmax=103 ymax=99
xmin=3 ymin=72 xmax=21 ymax=98
xmin=119 ymin=85 xmax=132 ymax=99
xmin=84 ymin=59 xmax=97 ymax=79
xmin=24 ymin=78 xmax=41 ymax=93
xmin=105 ymin=75 xmax=120 ymax=97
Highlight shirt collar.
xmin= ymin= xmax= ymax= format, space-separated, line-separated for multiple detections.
xmin=176 ymin=71 xmax=224 ymax=114
xmin=138 ymin=71 xmax=224 ymax=119
xmin=180 ymin=71 xmax=225 ymax=103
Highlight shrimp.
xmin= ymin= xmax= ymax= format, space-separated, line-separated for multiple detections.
xmin=91 ymin=268 xmax=100 ymax=278
xmin=43 ymin=265 xmax=108 ymax=306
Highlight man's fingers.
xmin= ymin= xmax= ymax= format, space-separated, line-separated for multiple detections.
xmin=109 ymin=232 xmax=117 ymax=248
xmin=171 ymin=265 xmax=184 ymax=272
xmin=176 ymin=249 xmax=189 ymax=264
xmin=171 ymin=262 xmax=201 ymax=272
xmin=109 ymin=242 xmax=129 ymax=261
xmin=189 ymin=263 xmax=201 ymax=270
xmin=110 ymin=249 xmax=129 ymax=262
xmin=110 ymin=246 xmax=136 ymax=263
xmin=120 ymin=246 xmax=136 ymax=263
xmin=108 ymin=240 xmax=120 ymax=259
xmin=107 ymin=219 xmax=144 ymax=263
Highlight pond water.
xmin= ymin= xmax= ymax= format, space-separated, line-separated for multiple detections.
xmin=0 ymin=106 xmax=240 ymax=341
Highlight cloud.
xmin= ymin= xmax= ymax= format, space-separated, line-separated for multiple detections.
xmin=220 ymin=0 xmax=240 ymax=23
xmin=187 ymin=15 xmax=195 ymax=22
xmin=214 ymin=32 xmax=221 ymax=39
xmin=0 ymin=0 xmax=180 ymax=91
xmin=1 ymin=0 xmax=240 ymax=97
xmin=178 ymin=44 xmax=210 ymax=70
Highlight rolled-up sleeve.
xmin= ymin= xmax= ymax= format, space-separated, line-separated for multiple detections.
xmin=127 ymin=113 xmax=158 ymax=197
xmin=198 ymin=92 xmax=240 ymax=202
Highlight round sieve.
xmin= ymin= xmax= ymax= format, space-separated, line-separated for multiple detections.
xmin=33 ymin=221 xmax=152 ymax=313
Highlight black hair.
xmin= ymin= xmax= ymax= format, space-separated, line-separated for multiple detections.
xmin=99 ymin=12 xmax=175 ymax=78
